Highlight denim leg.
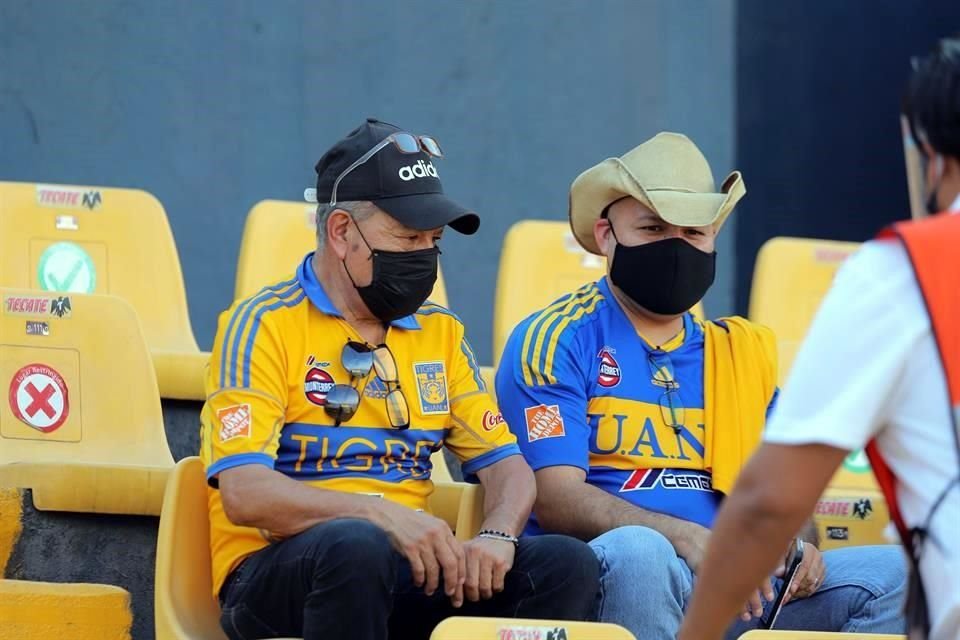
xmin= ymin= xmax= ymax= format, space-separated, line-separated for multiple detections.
xmin=388 ymin=533 xmax=601 ymax=639
xmin=589 ymin=526 xmax=694 ymax=640
xmin=495 ymin=534 xmax=600 ymax=621
xmin=219 ymin=518 xmax=399 ymax=640
xmin=724 ymin=545 xmax=908 ymax=639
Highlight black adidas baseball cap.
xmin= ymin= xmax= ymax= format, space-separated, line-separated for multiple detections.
xmin=305 ymin=118 xmax=480 ymax=234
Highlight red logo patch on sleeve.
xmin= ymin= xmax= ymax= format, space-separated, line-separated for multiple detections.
xmin=217 ymin=404 xmax=252 ymax=442
xmin=524 ymin=404 xmax=565 ymax=442
xmin=481 ymin=410 xmax=505 ymax=432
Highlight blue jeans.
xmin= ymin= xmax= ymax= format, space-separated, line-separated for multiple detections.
xmin=589 ymin=525 xmax=907 ymax=639
xmin=219 ymin=518 xmax=599 ymax=640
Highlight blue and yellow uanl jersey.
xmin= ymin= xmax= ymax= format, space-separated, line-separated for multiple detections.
xmin=496 ymin=277 xmax=776 ymax=536
xmin=201 ymin=253 xmax=519 ymax=596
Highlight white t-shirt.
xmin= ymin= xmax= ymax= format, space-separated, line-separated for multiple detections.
xmin=764 ymin=212 xmax=960 ymax=640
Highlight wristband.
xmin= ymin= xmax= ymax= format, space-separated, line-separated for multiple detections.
xmin=478 ymin=529 xmax=520 ymax=548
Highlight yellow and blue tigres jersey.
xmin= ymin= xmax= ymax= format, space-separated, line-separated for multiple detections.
xmin=200 ymin=253 xmax=519 ymax=595
xmin=497 ymin=277 xmax=765 ymax=535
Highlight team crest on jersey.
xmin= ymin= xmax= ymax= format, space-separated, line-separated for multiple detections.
xmin=304 ymin=367 xmax=335 ymax=406
xmin=597 ymin=347 xmax=621 ymax=388
xmin=414 ymin=361 xmax=449 ymax=415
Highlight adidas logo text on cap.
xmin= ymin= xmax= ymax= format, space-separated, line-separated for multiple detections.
xmin=398 ymin=160 xmax=439 ymax=182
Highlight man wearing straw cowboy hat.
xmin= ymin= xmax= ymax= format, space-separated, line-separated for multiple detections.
xmin=496 ymin=132 xmax=906 ymax=639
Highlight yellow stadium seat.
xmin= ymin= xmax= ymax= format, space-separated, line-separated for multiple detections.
xmin=427 ymin=482 xmax=485 ymax=541
xmin=748 ymin=237 xmax=860 ymax=384
xmin=747 ymin=237 xmax=889 ymax=549
xmin=234 ymin=200 xmax=449 ymax=305
xmin=431 ymin=616 xmax=636 ymax=640
xmin=0 ymin=579 xmax=133 ymax=640
xmin=156 ymin=457 xmax=485 ymax=640
xmin=0 ymin=289 xmax=173 ymax=515
xmin=0 ymin=181 xmax=208 ymax=400
xmin=492 ymin=220 xmax=704 ymax=366
xmin=738 ymin=631 xmax=904 ymax=639
xmin=155 ymin=457 xmax=228 ymax=640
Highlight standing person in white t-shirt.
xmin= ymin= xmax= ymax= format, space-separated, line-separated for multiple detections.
xmin=679 ymin=36 xmax=960 ymax=640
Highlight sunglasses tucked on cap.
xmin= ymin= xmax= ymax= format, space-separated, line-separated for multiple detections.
xmin=305 ymin=118 xmax=480 ymax=235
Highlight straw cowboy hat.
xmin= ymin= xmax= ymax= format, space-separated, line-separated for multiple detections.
xmin=569 ymin=132 xmax=746 ymax=255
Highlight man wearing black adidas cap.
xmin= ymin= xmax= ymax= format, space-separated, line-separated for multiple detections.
xmin=200 ymin=118 xmax=599 ymax=640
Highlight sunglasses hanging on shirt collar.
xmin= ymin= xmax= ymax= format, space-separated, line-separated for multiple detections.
xmin=324 ymin=340 xmax=410 ymax=429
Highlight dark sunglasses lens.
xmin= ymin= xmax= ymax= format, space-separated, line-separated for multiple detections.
xmin=420 ymin=136 xmax=443 ymax=157
xmin=342 ymin=342 xmax=374 ymax=378
xmin=393 ymin=133 xmax=420 ymax=154
xmin=324 ymin=384 xmax=360 ymax=422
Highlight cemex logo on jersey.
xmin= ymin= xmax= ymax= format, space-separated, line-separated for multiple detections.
xmin=597 ymin=347 xmax=621 ymax=388
xmin=620 ymin=468 xmax=713 ymax=493
xmin=398 ymin=160 xmax=439 ymax=182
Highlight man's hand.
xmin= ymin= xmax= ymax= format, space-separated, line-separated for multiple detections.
xmin=373 ymin=501 xmax=466 ymax=606
xmin=462 ymin=536 xmax=517 ymax=602
xmin=672 ymin=522 xmax=711 ymax=573
xmin=780 ymin=542 xmax=826 ymax=603
xmin=740 ymin=579 xmax=775 ymax=622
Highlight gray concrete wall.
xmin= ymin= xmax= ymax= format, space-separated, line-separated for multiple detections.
xmin=0 ymin=0 xmax=736 ymax=363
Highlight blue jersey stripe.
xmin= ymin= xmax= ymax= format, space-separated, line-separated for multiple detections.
xmin=524 ymin=285 xmax=600 ymax=386
xmin=241 ymin=289 xmax=306 ymax=387
xmin=228 ymin=281 xmax=300 ymax=387
xmin=521 ymin=289 xmax=584 ymax=386
xmin=460 ymin=337 xmax=485 ymax=391
xmin=219 ymin=278 xmax=297 ymax=388
xmin=417 ymin=303 xmax=463 ymax=324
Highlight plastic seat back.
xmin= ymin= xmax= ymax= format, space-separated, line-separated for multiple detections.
xmin=748 ymin=237 xmax=859 ymax=383
xmin=0 ymin=289 xmax=173 ymax=514
xmin=155 ymin=457 xmax=227 ymax=640
xmin=431 ymin=617 xmax=636 ymax=639
xmin=748 ymin=237 xmax=890 ymax=548
xmin=0 ymin=181 xmax=208 ymax=400
xmin=0 ymin=181 xmax=199 ymax=353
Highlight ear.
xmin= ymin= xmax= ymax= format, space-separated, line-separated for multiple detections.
xmin=593 ymin=216 xmax=615 ymax=258
xmin=325 ymin=209 xmax=353 ymax=260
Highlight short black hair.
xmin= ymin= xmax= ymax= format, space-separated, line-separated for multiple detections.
xmin=903 ymin=35 xmax=960 ymax=158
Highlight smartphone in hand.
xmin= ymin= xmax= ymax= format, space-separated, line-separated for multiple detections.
xmin=760 ymin=538 xmax=805 ymax=630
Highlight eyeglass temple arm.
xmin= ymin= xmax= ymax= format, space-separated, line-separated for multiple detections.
xmin=329 ymin=136 xmax=394 ymax=206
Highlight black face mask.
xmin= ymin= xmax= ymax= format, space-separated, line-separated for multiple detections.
xmin=344 ymin=220 xmax=439 ymax=323
xmin=608 ymin=232 xmax=716 ymax=316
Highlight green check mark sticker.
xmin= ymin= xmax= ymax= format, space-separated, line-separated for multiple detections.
xmin=843 ymin=449 xmax=872 ymax=474
xmin=38 ymin=242 xmax=96 ymax=293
